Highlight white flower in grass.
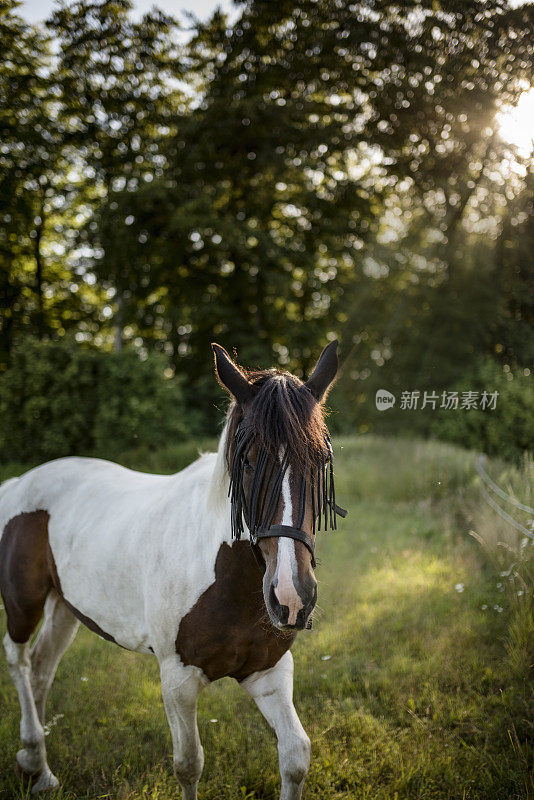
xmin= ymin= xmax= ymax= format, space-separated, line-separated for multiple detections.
xmin=43 ymin=714 xmax=64 ymax=736
xmin=455 ymin=583 xmax=464 ymax=593
xmin=80 ymin=676 xmax=88 ymax=682
xmin=500 ymin=569 xmax=512 ymax=577
xmin=493 ymin=605 xmax=503 ymax=613
xmin=209 ymin=719 xmax=218 ymax=723
xmin=481 ymin=605 xmax=488 ymax=610
xmin=321 ymin=655 xmax=331 ymax=661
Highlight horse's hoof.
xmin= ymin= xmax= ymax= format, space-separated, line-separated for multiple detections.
xmin=31 ymin=768 xmax=59 ymax=794
xmin=14 ymin=760 xmax=59 ymax=793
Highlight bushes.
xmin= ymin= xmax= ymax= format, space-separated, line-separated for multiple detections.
xmin=331 ymin=357 xmax=533 ymax=464
xmin=0 ymin=338 xmax=189 ymax=463
xmin=1 ymin=341 xmax=530 ymax=468
xmin=430 ymin=358 xmax=534 ymax=462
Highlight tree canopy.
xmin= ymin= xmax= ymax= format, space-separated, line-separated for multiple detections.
xmin=1 ymin=0 xmax=533 ymax=445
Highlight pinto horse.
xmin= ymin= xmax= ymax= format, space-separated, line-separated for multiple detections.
xmin=0 ymin=341 xmax=346 ymax=800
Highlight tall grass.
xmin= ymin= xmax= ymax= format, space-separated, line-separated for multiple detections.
xmin=467 ymin=453 xmax=534 ymax=744
xmin=469 ymin=454 xmax=534 ymax=586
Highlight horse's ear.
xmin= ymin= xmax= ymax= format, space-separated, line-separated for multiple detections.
xmin=305 ymin=340 xmax=339 ymax=401
xmin=212 ymin=343 xmax=255 ymax=405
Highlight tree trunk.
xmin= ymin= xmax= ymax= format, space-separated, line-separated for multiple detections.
xmin=114 ymin=292 xmax=124 ymax=351
xmin=34 ymin=215 xmax=44 ymax=340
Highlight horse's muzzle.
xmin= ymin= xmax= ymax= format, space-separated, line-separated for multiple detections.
xmin=268 ymin=580 xmax=317 ymax=630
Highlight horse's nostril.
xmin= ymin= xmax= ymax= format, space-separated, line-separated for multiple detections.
xmin=296 ymin=607 xmax=307 ymax=628
xmin=269 ymin=584 xmax=289 ymax=625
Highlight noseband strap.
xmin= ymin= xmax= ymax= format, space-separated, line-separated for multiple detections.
xmin=252 ymin=525 xmax=316 ymax=568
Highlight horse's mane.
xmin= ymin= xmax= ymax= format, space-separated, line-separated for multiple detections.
xmin=224 ymin=368 xmax=330 ymax=473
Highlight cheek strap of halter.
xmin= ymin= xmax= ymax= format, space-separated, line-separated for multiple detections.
xmin=252 ymin=525 xmax=317 ymax=568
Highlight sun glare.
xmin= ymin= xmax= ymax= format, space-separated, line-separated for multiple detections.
xmin=496 ymin=87 xmax=534 ymax=158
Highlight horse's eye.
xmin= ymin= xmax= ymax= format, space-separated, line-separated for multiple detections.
xmin=243 ymin=457 xmax=253 ymax=472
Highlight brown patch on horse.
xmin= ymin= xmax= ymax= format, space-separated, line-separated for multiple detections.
xmin=0 ymin=511 xmax=56 ymax=643
xmin=175 ymin=541 xmax=296 ymax=682
xmin=0 ymin=510 xmax=117 ymax=645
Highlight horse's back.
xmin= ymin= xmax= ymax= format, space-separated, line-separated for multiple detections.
xmin=0 ymin=455 xmax=183 ymax=527
xmin=0 ymin=455 xmax=219 ymax=653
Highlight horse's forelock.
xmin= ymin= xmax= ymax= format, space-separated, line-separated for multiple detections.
xmin=225 ymin=368 xmax=329 ymax=473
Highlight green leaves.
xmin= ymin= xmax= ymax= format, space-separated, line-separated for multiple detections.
xmin=0 ymin=337 xmax=189 ymax=462
xmin=1 ymin=0 xmax=533 ymax=450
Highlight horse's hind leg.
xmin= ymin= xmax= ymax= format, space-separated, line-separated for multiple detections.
xmin=3 ymin=633 xmax=58 ymax=792
xmin=31 ymin=590 xmax=79 ymax=724
xmin=3 ymin=593 xmax=78 ymax=794
xmin=0 ymin=510 xmax=65 ymax=791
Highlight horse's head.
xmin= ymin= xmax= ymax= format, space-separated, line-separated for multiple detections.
xmin=213 ymin=341 xmax=343 ymax=632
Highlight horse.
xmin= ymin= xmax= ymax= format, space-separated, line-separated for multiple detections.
xmin=0 ymin=340 xmax=346 ymax=800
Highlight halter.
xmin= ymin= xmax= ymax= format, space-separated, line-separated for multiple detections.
xmin=228 ymin=419 xmax=347 ymax=568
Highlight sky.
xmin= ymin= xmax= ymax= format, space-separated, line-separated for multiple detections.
xmin=21 ymin=0 xmax=235 ymax=23
xmin=21 ymin=0 xmax=529 ymax=19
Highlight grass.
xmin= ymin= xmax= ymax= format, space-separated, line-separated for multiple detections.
xmin=469 ymin=453 xmax=534 ymax=593
xmin=0 ymin=435 xmax=532 ymax=800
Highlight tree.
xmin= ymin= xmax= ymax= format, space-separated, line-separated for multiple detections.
xmin=0 ymin=1 xmax=56 ymax=365
xmin=2 ymin=0 xmax=533 ymax=445
xmin=48 ymin=0 xmax=185 ymax=349
xmin=97 ymin=0 xmax=533 ymax=420
xmin=0 ymin=1 xmax=105 ymax=368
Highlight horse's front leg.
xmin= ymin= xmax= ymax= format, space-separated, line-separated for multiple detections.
xmin=241 ymin=651 xmax=311 ymax=800
xmin=159 ymin=656 xmax=205 ymax=800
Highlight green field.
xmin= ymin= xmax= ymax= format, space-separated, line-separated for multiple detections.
xmin=1 ymin=436 xmax=532 ymax=800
